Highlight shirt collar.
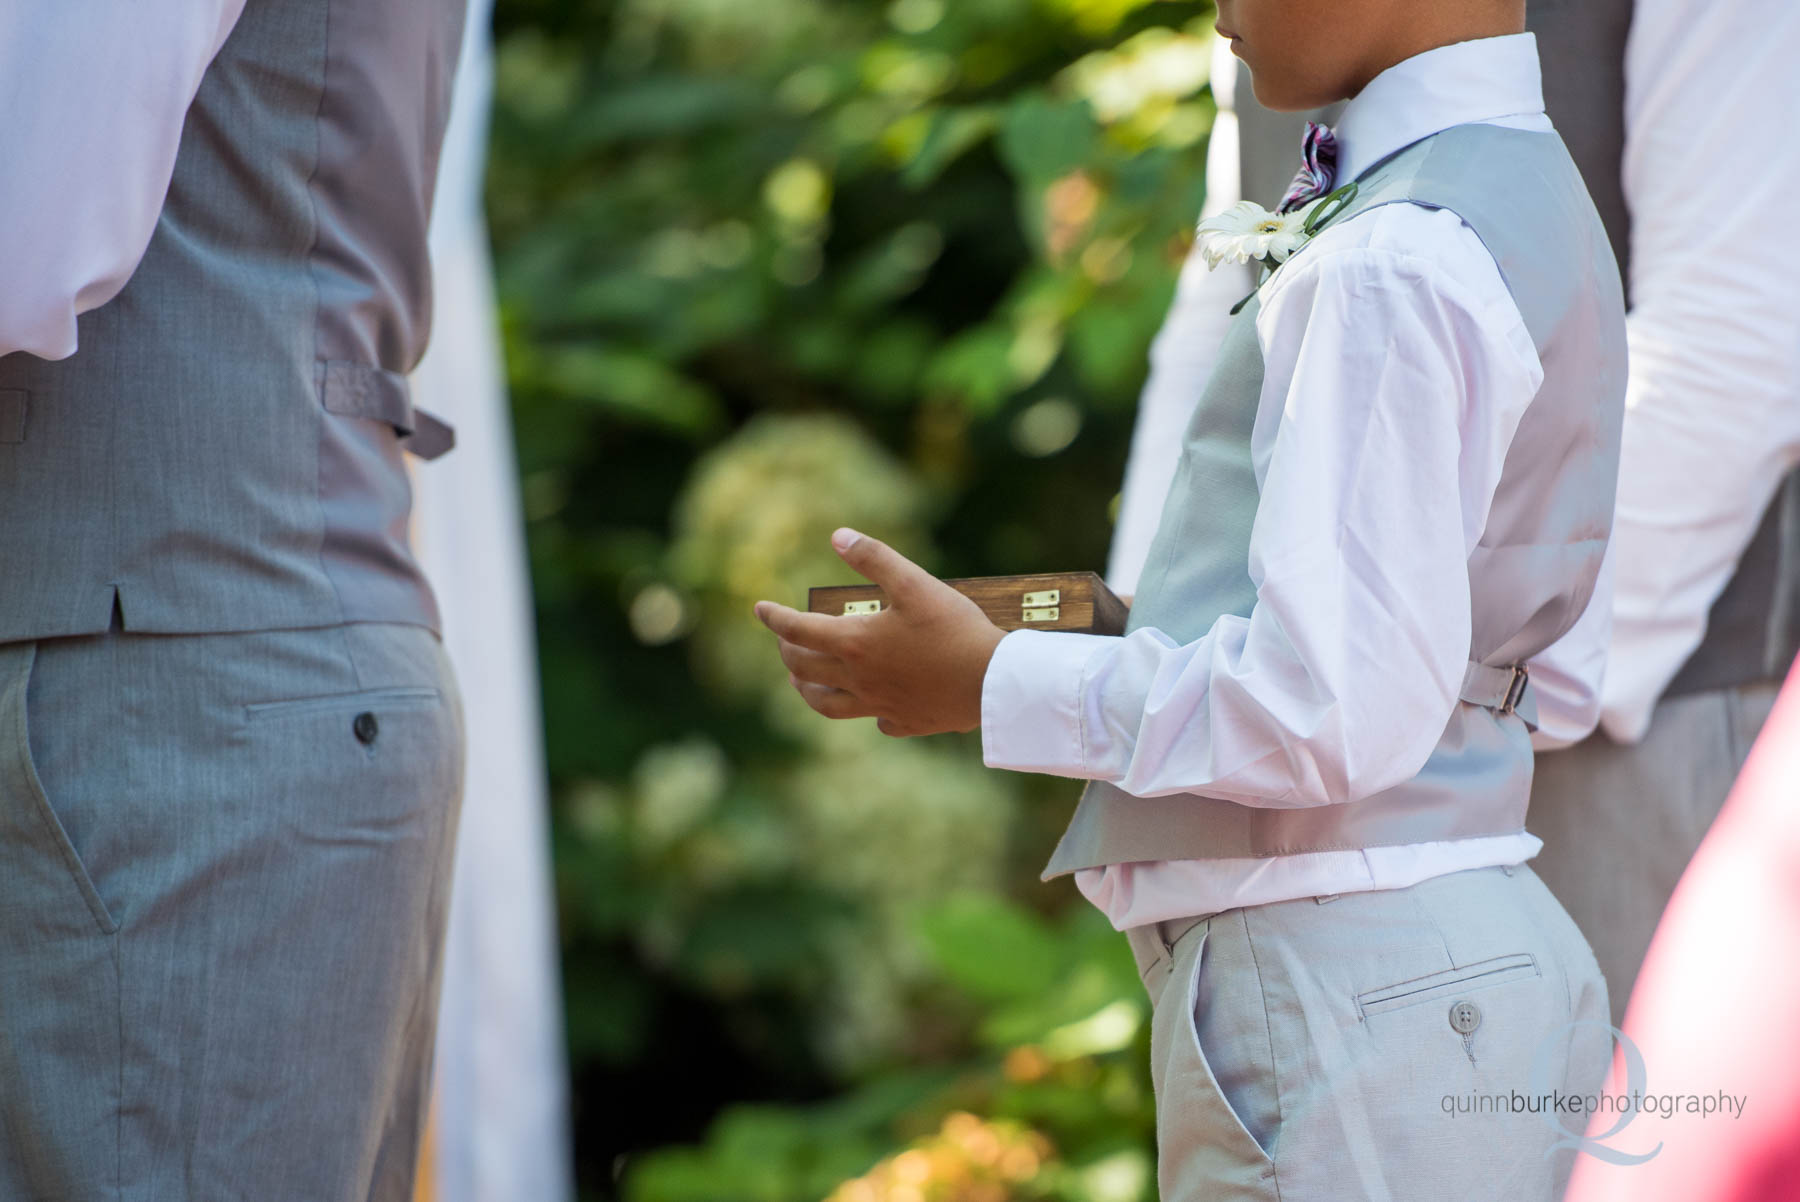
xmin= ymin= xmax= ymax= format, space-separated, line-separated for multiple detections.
xmin=1332 ymin=32 xmax=1547 ymax=182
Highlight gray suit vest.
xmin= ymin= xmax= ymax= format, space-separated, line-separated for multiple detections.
xmin=1235 ymin=0 xmax=1800 ymax=704
xmin=0 ymin=0 xmax=467 ymax=642
xmin=1044 ymin=123 xmax=1627 ymax=877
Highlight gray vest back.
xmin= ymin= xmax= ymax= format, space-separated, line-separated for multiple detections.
xmin=0 ymin=0 xmax=466 ymax=642
xmin=1235 ymin=0 xmax=1800 ymax=703
xmin=1044 ymin=124 xmax=1627 ymax=876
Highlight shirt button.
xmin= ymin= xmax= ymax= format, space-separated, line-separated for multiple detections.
xmin=1449 ymin=1000 xmax=1482 ymax=1035
xmin=353 ymin=711 xmax=380 ymax=745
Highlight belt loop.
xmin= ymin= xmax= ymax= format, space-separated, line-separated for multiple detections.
xmin=1156 ymin=913 xmax=1212 ymax=958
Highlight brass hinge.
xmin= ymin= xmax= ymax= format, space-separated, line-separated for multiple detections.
xmin=1021 ymin=589 xmax=1060 ymax=623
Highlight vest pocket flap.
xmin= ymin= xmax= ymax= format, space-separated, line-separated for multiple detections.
xmin=1355 ymin=952 xmax=1539 ymax=1019
xmin=0 ymin=389 xmax=26 ymax=443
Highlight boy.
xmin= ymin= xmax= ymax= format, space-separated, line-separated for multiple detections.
xmin=754 ymin=0 xmax=1624 ymax=1196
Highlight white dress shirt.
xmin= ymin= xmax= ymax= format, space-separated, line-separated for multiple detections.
xmin=1601 ymin=0 xmax=1800 ymax=741
xmin=981 ymin=34 xmax=1587 ymax=929
xmin=0 ymin=1 xmax=246 ymax=359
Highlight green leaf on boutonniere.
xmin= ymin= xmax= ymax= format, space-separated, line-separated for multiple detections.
xmin=1228 ymin=266 xmax=1269 ymax=315
xmin=1302 ymin=180 xmax=1360 ymax=236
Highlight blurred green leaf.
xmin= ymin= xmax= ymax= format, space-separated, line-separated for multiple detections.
xmin=901 ymin=105 xmax=1003 ymax=188
xmin=998 ymin=94 xmax=1101 ymax=184
xmin=533 ymin=345 xmax=727 ymax=438
xmin=916 ymin=891 xmax=1062 ymax=1002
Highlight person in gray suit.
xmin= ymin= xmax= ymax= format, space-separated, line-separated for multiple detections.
xmin=0 ymin=1 xmax=470 ymax=1198
xmin=1111 ymin=0 xmax=1800 ymax=1030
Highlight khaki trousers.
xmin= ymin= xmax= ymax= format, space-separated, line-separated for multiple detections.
xmin=1126 ymin=864 xmax=1611 ymax=1201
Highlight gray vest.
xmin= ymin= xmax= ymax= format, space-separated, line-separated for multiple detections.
xmin=0 ymin=0 xmax=466 ymax=643
xmin=1236 ymin=0 xmax=1800 ymax=704
xmin=1044 ymin=123 xmax=1627 ymax=876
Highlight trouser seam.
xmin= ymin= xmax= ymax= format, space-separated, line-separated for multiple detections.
xmin=114 ymin=931 xmax=124 ymax=1202
xmin=1408 ymin=887 xmax=1455 ymax=971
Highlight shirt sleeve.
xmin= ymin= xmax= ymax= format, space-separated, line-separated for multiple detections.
xmin=0 ymin=1 xmax=247 ymax=359
xmin=1597 ymin=0 xmax=1800 ymax=742
xmin=982 ymin=210 xmax=1544 ymax=806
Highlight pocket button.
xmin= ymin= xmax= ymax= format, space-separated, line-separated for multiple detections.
xmin=353 ymin=711 xmax=380 ymax=745
xmin=1448 ymin=1000 xmax=1482 ymax=1035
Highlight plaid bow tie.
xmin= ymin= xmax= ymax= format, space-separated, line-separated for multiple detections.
xmin=1277 ymin=121 xmax=1339 ymax=214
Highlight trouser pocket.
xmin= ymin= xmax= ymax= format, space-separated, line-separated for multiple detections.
xmin=1146 ymin=917 xmax=1281 ymax=1200
xmin=0 ymin=640 xmax=123 ymax=1200
xmin=0 ymin=641 xmax=117 ymax=934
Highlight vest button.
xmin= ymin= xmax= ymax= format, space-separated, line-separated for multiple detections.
xmin=353 ymin=711 xmax=380 ymax=745
xmin=1448 ymin=1000 xmax=1482 ymax=1035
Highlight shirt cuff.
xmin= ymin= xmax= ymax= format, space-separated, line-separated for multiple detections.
xmin=979 ymin=627 xmax=1119 ymax=778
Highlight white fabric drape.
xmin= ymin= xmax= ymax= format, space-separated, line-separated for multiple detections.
xmin=410 ymin=2 xmax=574 ymax=1197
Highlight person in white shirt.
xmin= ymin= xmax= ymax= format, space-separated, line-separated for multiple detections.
xmin=1527 ymin=0 xmax=1800 ymax=1030
xmin=759 ymin=1 xmax=1623 ymax=1191
xmin=1112 ymin=0 xmax=1800 ymax=1029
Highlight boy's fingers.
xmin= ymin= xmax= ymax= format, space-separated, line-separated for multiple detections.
xmin=793 ymin=678 xmax=872 ymax=720
xmin=777 ymin=638 xmax=852 ymax=692
xmin=832 ymin=529 xmax=931 ymax=609
xmin=754 ymin=600 xmax=848 ymax=654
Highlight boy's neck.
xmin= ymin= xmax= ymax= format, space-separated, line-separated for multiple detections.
xmin=1343 ymin=7 xmax=1527 ymax=102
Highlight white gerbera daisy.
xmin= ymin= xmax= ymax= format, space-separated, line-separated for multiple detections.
xmin=1194 ymin=199 xmax=1314 ymax=269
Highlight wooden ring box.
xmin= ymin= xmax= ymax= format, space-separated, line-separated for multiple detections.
xmin=807 ymin=570 xmax=1129 ymax=635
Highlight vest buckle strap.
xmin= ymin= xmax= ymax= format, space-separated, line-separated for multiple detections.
xmin=1458 ymin=659 xmax=1540 ymax=734
xmin=317 ymin=360 xmax=458 ymax=461
xmin=1498 ymin=663 xmax=1529 ymax=717
xmin=403 ymin=407 xmax=457 ymax=460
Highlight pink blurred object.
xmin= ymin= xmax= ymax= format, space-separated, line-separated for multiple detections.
xmin=1562 ymin=660 xmax=1800 ymax=1201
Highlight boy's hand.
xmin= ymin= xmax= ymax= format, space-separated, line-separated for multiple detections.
xmin=753 ymin=528 xmax=1007 ymax=738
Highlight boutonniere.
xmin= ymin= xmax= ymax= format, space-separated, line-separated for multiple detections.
xmin=1194 ymin=181 xmax=1360 ymax=315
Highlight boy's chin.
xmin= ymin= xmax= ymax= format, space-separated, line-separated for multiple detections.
xmin=1245 ymin=68 xmax=1346 ymax=113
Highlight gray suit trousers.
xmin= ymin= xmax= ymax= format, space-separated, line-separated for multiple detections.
xmin=0 ymin=620 xmax=465 ymax=1201
xmin=1526 ymin=678 xmax=1783 ymax=1028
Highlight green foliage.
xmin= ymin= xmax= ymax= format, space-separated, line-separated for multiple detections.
xmin=486 ymin=0 xmax=1218 ymax=1195
xmin=916 ymin=892 xmax=1065 ymax=1004
xmin=622 ymin=902 xmax=1156 ymax=1202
